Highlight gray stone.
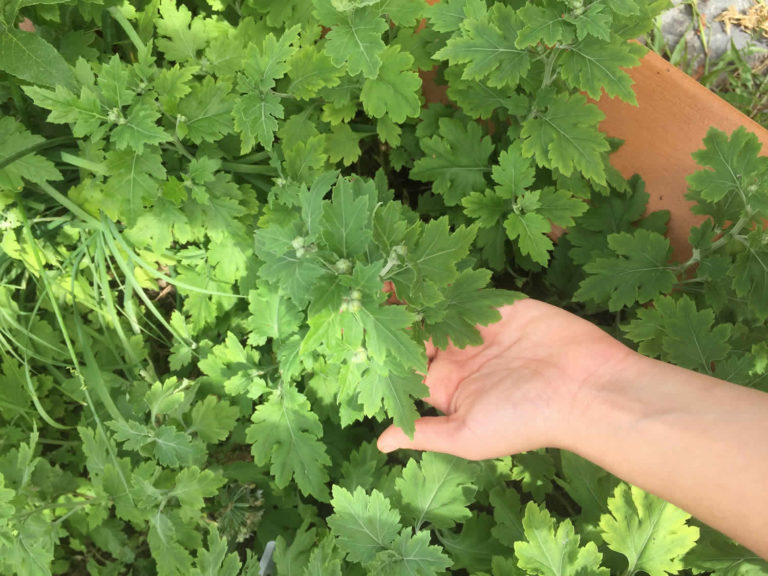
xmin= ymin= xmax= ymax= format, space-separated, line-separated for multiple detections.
xmin=657 ymin=0 xmax=767 ymax=67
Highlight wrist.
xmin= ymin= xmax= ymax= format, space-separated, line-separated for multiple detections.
xmin=553 ymin=346 xmax=652 ymax=454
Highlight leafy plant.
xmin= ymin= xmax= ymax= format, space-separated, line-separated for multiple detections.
xmin=1 ymin=0 xmax=767 ymax=574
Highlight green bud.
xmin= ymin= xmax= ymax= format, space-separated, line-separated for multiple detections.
xmin=350 ymin=347 xmax=368 ymax=364
xmin=334 ymin=258 xmax=352 ymax=274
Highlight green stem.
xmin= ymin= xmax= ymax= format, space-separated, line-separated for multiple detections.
xmin=239 ymin=150 xmax=271 ymax=163
xmin=34 ymin=182 xmax=102 ymax=228
xmin=60 ymin=151 xmax=107 ymax=176
xmin=675 ymin=215 xmax=751 ymax=273
xmin=541 ymin=49 xmax=560 ymax=88
xmin=712 ymin=216 xmax=749 ymax=251
xmin=107 ymin=6 xmax=146 ymax=54
xmin=9 ymin=80 xmax=30 ymax=126
xmin=171 ymin=135 xmax=195 ymax=161
xmin=221 ymin=161 xmax=278 ymax=175
xmin=0 ymin=137 xmax=74 ymax=172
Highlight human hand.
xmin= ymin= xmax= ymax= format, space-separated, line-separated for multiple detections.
xmin=377 ymin=298 xmax=639 ymax=460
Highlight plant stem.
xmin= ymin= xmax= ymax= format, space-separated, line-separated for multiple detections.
xmin=542 ymin=49 xmax=560 ymax=87
xmin=221 ymin=162 xmax=278 ymax=175
xmin=34 ymin=182 xmax=102 ymax=228
xmin=0 ymin=137 xmax=74 ymax=172
xmin=676 ymin=215 xmax=751 ymax=273
xmin=107 ymin=6 xmax=146 ymax=54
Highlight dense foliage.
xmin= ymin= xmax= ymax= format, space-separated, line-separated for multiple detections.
xmin=1 ymin=0 xmax=768 ymax=574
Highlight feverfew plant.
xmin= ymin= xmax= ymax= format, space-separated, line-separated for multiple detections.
xmin=0 ymin=0 xmax=767 ymax=574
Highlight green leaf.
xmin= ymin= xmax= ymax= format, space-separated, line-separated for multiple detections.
xmin=396 ymin=453 xmax=476 ymax=530
xmin=600 ymin=483 xmax=700 ymax=576
xmin=110 ymin=101 xmax=171 ymax=154
xmin=361 ymin=45 xmax=422 ymax=123
xmin=23 ymin=84 xmax=105 ymax=138
xmin=172 ymin=467 xmax=226 ymax=518
xmin=0 ymin=118 xmax=62 ymax=191
xmin=687 ymin=127 xmax=768 ymax=214
xmin=490 ymin=486 xmax=525 ymax=548
xmin=0 ymin=473 xmax=14 ymax=525
xmin=557 ymin=452 xmax=619 ymax=524
xmin=284 ymin=134 xmax=329 ymax=185
xmin=248 ymin=286 xmax=303 ymax=346
xmin=0 ymin=28 xmax=75 ymax=90
xmin=424 ymin=269 xmax=517 ymax=349
xmin=537 ymin=187 xmax=588 ymax=227
xmin=246 ymin=384 xmax=331 ymax=499
xmin=358 ymin=367 xmax=427 ymax=437
xmin=274 ymin=523 xmax=317 ymax=576
xmin=360 ymin=304 xmax=424 ymax=369
xmin=730 ymin=229 xmax=768 ymax=322
xmin=462 ymin=190 xmax=507 ymax=228
xmin=192 ymin=526 xmax=242 ymax=576
xmin=512 ymin=452 xmax=556 ymax=501
xmin=242 ymin=25 xmax=300 ymax=92
xmin=515 ymin=502 xmax=609 ymax=576
xmin=325 ymin=123 xmax=364 ymax=166
xmin=328 ymin=486 xmax=401 ymax=564
xmin=567 ymin=3 xmax=613 ymax=41
xmin=439 ymin=513 xmax=507 ymax=572
xmin=505 ymin=211 xmax=553 ymax=266
xmin=492 ymin=142 xmax=537 ymax=199
xmin=521 ymin=92 xmax=609 ymax=183
xmin=288 ymin=46 xmax=342 ymax=99
xmin=559 ymin=38 xmax=644 ymax=104
xmin=576 ymin=229 xmax=676 ymax=311
xmin=304 ymin=534 xmax=343 ymax=576
xmin=411 ymin=117 xmax=493 ymax=205
xmin=148 ymin=512 xmax=194 ymax=575
xmin=378 ymin=0 xmax=425 ymax=26
xmin=515 ymin=4 xmax=572 ymax=48
xmin=404 ymin=217 xmax=478 ymax=294
xmin=232 ymin=91 xmax=283 ymax=153
xmin=322 ymin=177 xmax=373 ymax=258
xmin=144 ymin=378 xmax=186 ymax=421
xmin=189 ymin=396 xmax=239 ymax=443
xmin=103 ymin=147 xmax=166 ymax=226
xmin=372 ymin=530 xmax=453 ymax=575
xmin=108 ymin=420 xmax=205 ymax=467
xmin=255 ymin=224 xmax=328 ymax=308
xmin=98 ymin=54 xmax=136 ymax=109
xmin=427 ymin=0 xmax=486 ymax=33
xmin=445 ymin=68 xmax=530 ymax=119
xmin=156 ymin=0 xmax=208 ymax=62
xmin=315 ymin=2 xmax=388 ymax=78
xmin=178 ymin=77 xmax=235 ymax=143
xmin=685 ymin=525 xmax=768 ymax=576
xmin=435 ymin=4 xmax=530 ymax=89
xmin=624 ymin=296 xmax=732 ymax=373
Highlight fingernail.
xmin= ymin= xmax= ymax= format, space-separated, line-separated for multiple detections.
xmin=377 ymin=438 xmax=395 ymax=453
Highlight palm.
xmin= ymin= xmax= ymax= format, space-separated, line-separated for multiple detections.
xmin=379 ymin=299 xmax=636 ymax=459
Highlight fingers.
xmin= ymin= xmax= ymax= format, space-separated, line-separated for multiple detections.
xmin=425 ymin=338 xmax=437 ymax=361
xmin=377 ymin=416 xmax=463 ymax=456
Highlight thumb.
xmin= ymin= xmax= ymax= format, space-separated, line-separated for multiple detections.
xmin=377 ymin=416 xmax=462 ymax=456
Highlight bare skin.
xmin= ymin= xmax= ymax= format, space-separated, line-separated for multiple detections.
xmin=377 ymin=298 xmax=768 ymax=558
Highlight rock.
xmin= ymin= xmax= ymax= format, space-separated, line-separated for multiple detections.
xmin=659 ymin=0 xmax=768 ymax=67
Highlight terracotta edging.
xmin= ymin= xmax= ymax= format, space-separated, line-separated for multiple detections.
xmin=421 ymin=0 xmax=768 ymax=260
xmin=597 ymin=49 xmax=768 ymax=260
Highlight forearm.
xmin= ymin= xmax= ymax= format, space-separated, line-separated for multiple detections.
xmin=565 ymin=354 xmax=768 ymax=557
